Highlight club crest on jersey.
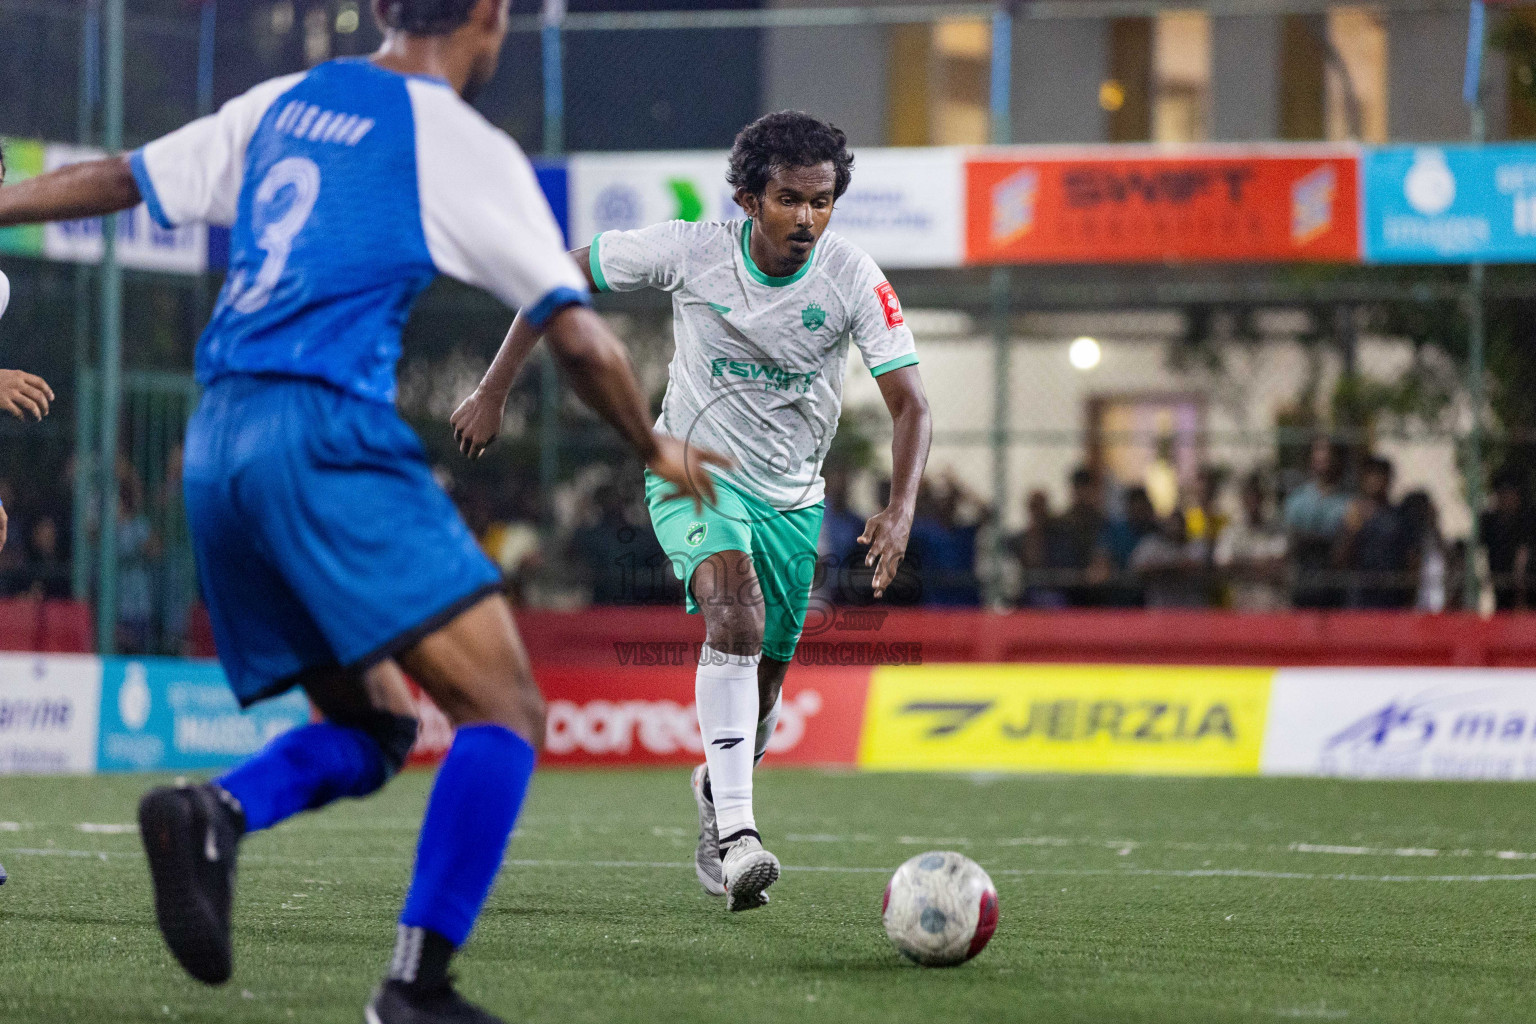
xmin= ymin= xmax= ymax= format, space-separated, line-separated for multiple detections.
xmin=686 ymin=522 xmax=709 ymax=547
xmin=801 ymin=302 xmax=826 ymax=332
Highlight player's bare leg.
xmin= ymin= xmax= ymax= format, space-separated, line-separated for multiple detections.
xmin=367 ymin=593 xmax=543 ymax=1024
xmin=689 ymin=550 xmax=780 ymax=911
xmin=139 ymin=662 xmax=417 ymax=985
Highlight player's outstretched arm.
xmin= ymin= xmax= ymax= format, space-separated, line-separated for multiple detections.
xmin=0 ymin=369 xmax=53 ymax=422
xmin=0 ymin=156 xmax=141 ymax=227
xmin=542 ymin=304 xmax=731 ymax=511
xmin=451 ymin=309 xmax=541 ymax=459
xmin=859 ymin=365 xmax=932 ymax=599
xmin=451 ymin=246 xmax=598 ymax=458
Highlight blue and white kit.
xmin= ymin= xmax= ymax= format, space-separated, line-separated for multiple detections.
xmin=129 ymin=58 xmax=589 ymax=704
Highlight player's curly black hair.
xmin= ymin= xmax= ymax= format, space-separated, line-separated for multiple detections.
xmin=726 ymin=111 xmax=853 ymax=200
xmin=377 ymin=0 xmax=479 ymax=35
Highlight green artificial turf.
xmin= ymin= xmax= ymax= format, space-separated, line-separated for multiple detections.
xmin=2 ymin=769 xmax=1535 ymax=1023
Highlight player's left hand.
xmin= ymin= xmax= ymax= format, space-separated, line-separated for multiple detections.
xmin=0 ymin=503 xmax=8 ymax=556
xmin=450 ymin=386 xmax=507 ymax=459
xmin=0 ymin=368 xmax=53 ymax=422
xmin=859 ymin=505 xmax=912 ymax=600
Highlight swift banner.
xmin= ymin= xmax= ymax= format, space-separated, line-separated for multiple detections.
xmin=965 ymin=149 xmax=1360 ymax=264
xmin=858 ymin=664 xmax=1273 ymax=775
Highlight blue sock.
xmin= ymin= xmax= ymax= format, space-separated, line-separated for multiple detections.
xmin=399 ymin=724 xmax=536 ymax=947
xmin=217 ymin=721 xmax=390 ymax=833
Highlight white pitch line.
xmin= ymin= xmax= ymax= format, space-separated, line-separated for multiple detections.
xmin=10 ymin=847 xmax=1536 ymax=883
xmin=28 ymin=822 xmax=1536 ymax=864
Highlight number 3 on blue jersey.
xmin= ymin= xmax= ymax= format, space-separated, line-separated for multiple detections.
xmin=232 ymin=157 xmax=321 ymax=315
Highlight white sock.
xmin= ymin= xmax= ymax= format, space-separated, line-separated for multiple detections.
xmin=696 ymin=643 xmax=760 ymax=848
xmin=754 ymin=691 xmax=781 ymax=766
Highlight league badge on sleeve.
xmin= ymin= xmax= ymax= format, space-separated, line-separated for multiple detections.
xmin=875 ymin=281 xmax=904 ymax=329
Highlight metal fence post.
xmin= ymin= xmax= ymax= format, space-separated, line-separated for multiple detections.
xmin=1464 ymin=3 xmax=1488 ymax=612
xmin=71 ymin=0 xmax=100 ymax=601
xmin=538 ymin=0 xmax=567 ymax=502
xmin=986 ymin=5 xmax=1013 ymax=605
xmin=95 ymin=0 xmax=124 ymax=654
xmin=542 ymin=0 xmax=566 ymax=158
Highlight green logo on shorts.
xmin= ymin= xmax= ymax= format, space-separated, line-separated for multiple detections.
xmin=801 ymin=303 xmax=826 ymax=332
xmin=686 ymin=522 xmax=709 ymax=547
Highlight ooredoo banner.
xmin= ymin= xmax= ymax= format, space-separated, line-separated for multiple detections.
xmin=965 ymin=149 xmax=1360 ymax=265
xmin=407 ymin=665 xmax=871 ymax=768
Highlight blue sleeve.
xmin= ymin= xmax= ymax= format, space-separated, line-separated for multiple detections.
xmin=128 ymin=150 xmax=174 ymax=230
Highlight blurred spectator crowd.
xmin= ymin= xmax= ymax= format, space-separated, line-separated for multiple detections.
xmin=453 ymin=434 xmax=1536 ymax=614
xmin=9 ymin=435 xmax=1536 ymax=653
xmin=1002 ymin=438 xmax=1457 ymax=612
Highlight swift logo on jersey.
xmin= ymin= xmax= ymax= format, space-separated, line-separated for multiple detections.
xmin=271 ymin=101 xmax=375 ymax=146
xmin=875 ymin=281 xmax=904 ymax=329
xmin=709 ymin=358 xmax=820 ymax=392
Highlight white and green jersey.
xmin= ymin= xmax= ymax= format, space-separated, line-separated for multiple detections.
xmin=590 ymin=219 xmax=918 ymax=510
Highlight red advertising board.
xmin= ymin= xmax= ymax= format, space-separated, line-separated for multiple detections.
xmin=965 ymin=150 xmax=1360 ymax=264
xmin=406 ymin=666 xmax=870 ymax=769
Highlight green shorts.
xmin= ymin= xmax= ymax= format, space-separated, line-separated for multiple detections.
xmin=644 ymin=470 xmax=826 ymax=662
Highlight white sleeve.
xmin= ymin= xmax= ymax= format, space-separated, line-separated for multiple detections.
xmin=0 ymin=269 xmax=9 ymax=321
xmin=845 ymin=252 xmax=917 ymax=377
xmin=589 ymin=221 xmax=695 ymax=293
xmin=130 ymin=73 xmax=302 ymax=229
xmin=408 ymin=80 xmax=588 ymax=325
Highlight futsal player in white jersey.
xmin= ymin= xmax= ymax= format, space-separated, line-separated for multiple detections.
xmin=452 ymin=111 xmax=934 ymax=912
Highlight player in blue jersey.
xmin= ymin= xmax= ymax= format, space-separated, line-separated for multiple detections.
xmin=0 ymin=2 xmax=728 ymax=1021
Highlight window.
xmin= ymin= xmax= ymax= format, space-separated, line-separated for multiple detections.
xmin=932 ymin=19 xmax=992 ymax=145
xmin=1326 ymin=7 xmax=1388 ymax=142
xmin=1153 ymin=11 xmax=1212 ymax=143
xmin=887 ymin=19 xmax=992 ymax=145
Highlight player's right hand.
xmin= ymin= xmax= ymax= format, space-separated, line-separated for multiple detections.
xmin=0 ymin=369 xmax=52 ymax=422
xmin=647 ymin=433 xmax=734 ymax=513
xmin=450 ymin=387 xmax=507 ymax=459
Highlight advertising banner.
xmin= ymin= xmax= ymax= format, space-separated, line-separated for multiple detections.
xmin=858 ymin=663 xmax=1273 ymax=775
xmin=97 ymin=658 xmax=310 ymax=773
xmin=406 ymin=665 xmax=871 ymax=769
xmin=965 ymin=149 xmax=1360 ymax=265
xmin=567 ymin=149 xmax=965 ymax=269
xmin=1362 ymin=144 xmax=1536 ymax=263
xmin=0 ymin=654 xmax=101 ymax=774
xmin=1262 ymin=668 xmax=1536 ymax=780
xmin=0 ymin=139 xmax=207 ymax=275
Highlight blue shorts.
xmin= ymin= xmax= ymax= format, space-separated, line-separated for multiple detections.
xmin=184 ymin=374 xmax=502 ymax=706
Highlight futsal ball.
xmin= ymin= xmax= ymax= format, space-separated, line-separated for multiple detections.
xmin=882 ymin=851 xmax=999 ymax=966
